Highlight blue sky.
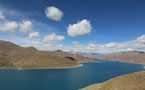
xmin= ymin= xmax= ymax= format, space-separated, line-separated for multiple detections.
xmin=0 ymin=0 xmax=145 ymax=53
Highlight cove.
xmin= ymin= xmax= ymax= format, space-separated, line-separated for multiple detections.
xmin=0 ymin=59 xmax=144 ymax=90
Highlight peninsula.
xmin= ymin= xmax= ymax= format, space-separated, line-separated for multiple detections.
xmin=0 ymin=40 xmax=98 ymax=69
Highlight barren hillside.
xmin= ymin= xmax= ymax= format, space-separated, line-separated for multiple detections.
xmin=0 ymin=40 xmax=98 ymax=69
xmin=80 ymin=71 xmax=145 ymax=90
xmin=92 ymin=51 xmax=145 ymax=64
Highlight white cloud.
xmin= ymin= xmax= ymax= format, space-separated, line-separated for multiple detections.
xmin=1 ymin=8 xmax=144 ymax=54
xmin=105 ymin=42 xmax=119 ymax=48
xmin=74 ymin=35 xmax=145 ymax=53
xmin=67 ymin=19 xmax=92 ymax=37
xmin=27 ymin=32 xmax=41 ymax=40
xmin=45 ymin=6 xmax=63 ymax=21
xmin=0 ymin=11 xmax=18 ymax=32
xmin=0 ymin=21 xmax=18 ymax=32
xmin=42 ymin=33 xmax=65 ymax=45
xmin=0 ymin=11 xmax=5 ymax=20
xmin=20 ymin=20 xmax=33 ymax=33
xmin=34 ymin=35 xmax=145 ymax=54
xmin=136 ymin=35 xmax=145 ymax=42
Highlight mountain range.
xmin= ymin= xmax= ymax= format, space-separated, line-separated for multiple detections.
xmin=88 ymin=51 xmax=145 ymax=64
xmin=0 ymin=40 xmax=97 ymax=69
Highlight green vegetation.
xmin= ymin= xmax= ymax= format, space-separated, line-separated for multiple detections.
xmin=0 ymin=60 xmax=16 ymax=69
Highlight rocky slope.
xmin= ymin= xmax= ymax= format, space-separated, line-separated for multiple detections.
xmin=80 ymin=71 xmax=145 ymax=90
xmin=92 ymin=51 xmax=145 ymax=64
xmin=0 ymin=40 xmax=97 ymax=69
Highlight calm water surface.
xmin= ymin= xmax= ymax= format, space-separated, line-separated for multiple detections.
xmin=0 ymin=59 xmax=144 ymax=90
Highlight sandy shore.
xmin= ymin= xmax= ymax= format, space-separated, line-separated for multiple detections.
xmin=17 ymin=64 xmax=83 ymax=70
xmin=0 ymin=64 xmax=83 ymax=70
xmin=0 ymin=60 xmax=100 ymax=70
xmin=0 ymin=65 xmax=83 ymax=70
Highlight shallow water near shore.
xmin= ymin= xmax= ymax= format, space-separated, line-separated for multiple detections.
xmin=0 ymin=59 xmax=144 ymax=90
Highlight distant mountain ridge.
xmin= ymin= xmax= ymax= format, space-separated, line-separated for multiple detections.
xmin=90 ymin=51 xmax=145 ymax=64
xmin=0 ymin=40 xmax=97 ymax=69
xmin=71 ymin=52 xmax=101 ymax=57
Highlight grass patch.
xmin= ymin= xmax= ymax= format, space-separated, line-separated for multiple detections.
xmin=0 ymin=59 xmax=16 ymax=69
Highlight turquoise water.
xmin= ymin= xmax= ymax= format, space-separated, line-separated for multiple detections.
xmin=0 ymin=59 xmax=144 ymax=90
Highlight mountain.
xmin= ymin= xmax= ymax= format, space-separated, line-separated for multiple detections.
xmin=0 ymin=40 xmax=98 ymax=69
xmin=80 ymin=71 xmax=145 ymax=90
xmin=73 ymin=52 xmax=101 ymax=57
xmin=90 ymin=51 xmax=145 ymax=64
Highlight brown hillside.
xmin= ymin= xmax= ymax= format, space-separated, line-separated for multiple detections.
xmin=80 ymin=71 xmax=145 ymax=90
xmin=92 ymin=51 xmax=145 ymax=64
xmin=0 ymin=40 xmax=97 ymax=69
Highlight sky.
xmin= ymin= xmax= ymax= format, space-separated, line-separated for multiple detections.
xmin=0 ymin=0 xmax=145 ymax=54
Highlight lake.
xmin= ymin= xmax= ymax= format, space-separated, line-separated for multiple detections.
xmin=0 ymin=59 xmax=144 ymax=90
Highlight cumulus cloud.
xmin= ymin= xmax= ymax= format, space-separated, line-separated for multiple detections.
xmin=67 ymin=19 xmax=92 ymax=37
xmin=0 ymin=21 xmax=18 ymax=32
xmin=30 ymin=35 xmax=145 ymax=54
xmin=45 ymin=6 xmax=63 ymax=21
xmin=20 ymin=20 xmax=33 ymax=33
xmin=0 ymin=11 xmax=5 ymax=20
xmin=0 ymin=11 xmax=18 ymax=32
xmin=42 ymin=33 xmax=65 ymax=45
xmin=136 ymin=35 xmax=145 ymax=42
xmin=27 ymin=32 xmax=41 ymax=40
xmin=74 ymin=35 xmax=145 ymax=53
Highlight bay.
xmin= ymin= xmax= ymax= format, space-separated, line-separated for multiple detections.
xmin=0 ymin=59 xmax=144 ymax=90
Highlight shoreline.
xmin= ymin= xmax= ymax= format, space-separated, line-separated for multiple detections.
xmin=17 ymin=64 xmax=83 ymax=70
xmin=17 ymin=60 xmax=100 ymax=70
xmin=79 ymin=71 xmax=145 ymax=90
xmin=0 ymin=64 xmax=84 ymax=70
xmin=95 ymin=58 xmax=145 ymax=69
xmin=79 ymin=59 xmax=145 ymax=90
xmin=79 ymin=60 xmax=100 ymax=63
xmin=0 ymin=60 xmax=99 ymax=70
xmin=0 ymin=60 xmax=144 ymax=70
